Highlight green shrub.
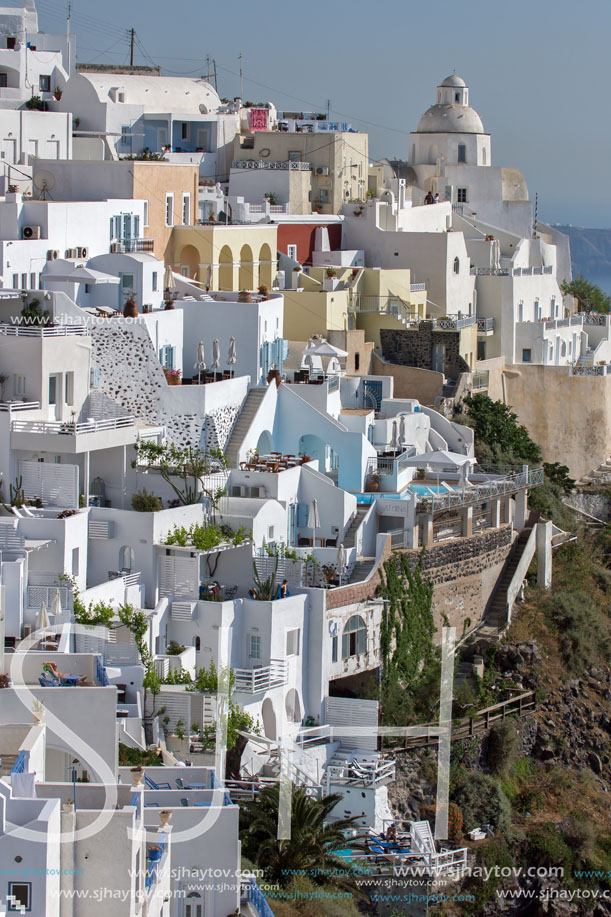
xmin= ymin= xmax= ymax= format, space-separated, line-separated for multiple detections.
xmin=487 ymin=720 xmax=519 ymax=776
xmin=525 ymin=824 xmax=574 ymax=872
xmin=131 ymin=488 xmax=162 ymax=512
xmin=453 ymin=770 xmax=512 ymax=833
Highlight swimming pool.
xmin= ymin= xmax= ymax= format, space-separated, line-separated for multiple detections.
xmin=408 ymin=483 xmax=455 ymax=496
xmin=355 ymin=491 xmax=411 ymax=504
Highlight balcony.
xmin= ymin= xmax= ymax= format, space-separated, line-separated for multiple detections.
xmin=569 ymin=363 xmax=610 ymax=376
xmin=11 ymin=415 xmax=137 ymax=453
xmin=232 ymin=159 xmax=311 ymax=171
xmin=472 ymin=370 xmax=490 ymax=391
xmin=477 ymin=317 xmax=495 ymax=334
xmin=434 ymin=313 xmax=477 ymax=330
xmin=0 ymin=323 xmax=89 ymax=337
xmin=415 ymin=466 xmax=544 ymax=515
xmin=233 ymin=660 xmax=288 ymax=694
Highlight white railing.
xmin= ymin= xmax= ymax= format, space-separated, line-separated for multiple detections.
xmin=12 ymin=415 xmax=136 ymax=435
xmin=0 ymin=401 xmax=41 ymax=413
xmin=570 ymin=363 xmax=609 ymax=376
xmin=326 ymin=757 xmax=395 ymax=787
xmin=0 ymin=323 xmax=89 ymax=337
xmin=410 ymin=283 xmax=426 ymax=292
xmin=417 ymin=466 xmax=544 ymax=514
xmin=477 ymin=317 xmax=494 ymax=332
xmin=543 ymin=315 xmax=584 ymax=330
xmin=233 ymin=660 xmax=288 ymax=693
xmin=232 ymin=159 xmax=311 ymax=171
xmin=435 ymin=313 xmax=477 ymax=330
xmin=294 ymin=724 xmax=332 ymax=748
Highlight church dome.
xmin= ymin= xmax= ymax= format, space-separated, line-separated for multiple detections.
xmin=440 ymin=74 xmax=466 ymax=88
xmin=416 ymin=103 xmax=484 ymax=134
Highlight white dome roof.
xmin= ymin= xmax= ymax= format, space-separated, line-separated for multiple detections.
xmin=440 ymin=74 xmax=466 ymax=88
xmin=416 ymin=103 xmax=484 ymax=134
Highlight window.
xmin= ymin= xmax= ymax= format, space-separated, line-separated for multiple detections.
xmin=90 ymin=367 xmax=100 ymax=389
xmin=197 ymin=128 xmax=209 ymax=151
xmin=165 ymin=193 xmax=174 ymax=227
xmin=12 ymin=273 xmax=18 ymax=288
xmin=286 ymin=629 xmax=300 ymax=656
xmin=286 ymin=244 xmax=298 ymax=261
xmin=0 ymin=72 xmax=8 ymax=88
xmin=535 ymin=300 xmax=541 ymax=321
xmin=482 ymin=147 xmax=487 ymax=165
xmin=120 ymin=125 xmax=130 ymax=147
xmin=457 ymin=143 xmax=466 ymax=163
xmin=354 ymin=352 xmax=360 ymax=371
xmin=477 ymin=340 xmax=486 ymax=361
xmin=8 ymin=882 xmax=31 ymax=911
xmin=21 ymin=273 xmax=27 ymax=289
xmin=249 ymin=634 xmax=262 ymax=660
xmin=14 ymin=374 xmax=26 ymax=396
xmin=72 ymin=547 xmax=79 ymax=577
xmin=455 ymin=91 xmax=461 ymax=102
xmin=267 ymin=525 xmax=274 ymax=540
xmin=182 ymin=192 xmax=191 ymax=225
xmin=457 ymin=187 xmax=468 ymax=203
xmin=331 ymin=634 xmax=338 ymax=663
xmin=288 ymin=150 xmax=301 ymax=162
xmin=518 ymin=301 xmax=524 ymax=322
xmin=193 ymin=636 xmax=200 ymax=651
xmin=159 ymin=345 xmax=176 ymax=369
xmin=30 ymin=272 xmax=36 ymax=289
xmin=319 ymin=188 xmax=329 ymax=203
xmin=181 ymin=122 xmax=189 ymax=141
xmin=342 ymin=614 xmax=366 ymax=658
xmin=143 ymin=200 xmax=149 ymax=227
xmin=522 ymin=349 xmax=532 ymax=363
xmin=64 ymin=372 xmax=74 ymax=405
xmin=453 ymin=257 xmax=460 ymax=274
xmin=48 ymin=374 xmax=57 ymax=405
xmin=152 ymin=271 xmax=158 ymax=292
xmin=39 ymin=74 xmax=51 ymax=92
xmin=120 ymin=273 xmax=134 ymax=294
xmin=5 ymin=37 xmax=15 ymax=49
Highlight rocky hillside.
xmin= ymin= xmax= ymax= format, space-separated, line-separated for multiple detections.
xmin=555 ymin=225 xmax=611 ymax=284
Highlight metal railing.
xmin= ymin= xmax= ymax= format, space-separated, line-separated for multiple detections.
xmin=435 ymin=313 xmax=477 ymax=330
xmin=0 ymin=401 xmax=40 ymax=412
xmin=326 ymin=757 xmax=395 ymax=787
xmin=0 ymin=323 xmax=88 ymax=337
xmin=12 ymin=415 xmax=136 ymax=435
xmin=472 ymin=370 xmax=490 ymax=390
xmin=477 ymin=317 xmax=494 ymax=332
xmin=10 ymin=750 xmax=27 ymax=774
xmin=117 ymin=238 xmax=155 ymax=253
xmin=233 ymin=660 xmax=288 ymax=693
xmin=366 ymin=448 xmax=416 ymax=477
xmin=570 ymin=363 xmax=609 ymax=376
xmin=416 ymin=466 xmax=544 ymax=514
xmin=581 ymin=312 xmax=611 ymax=326
xmin=327 ymin=374 xmax=340 ymax=392
xmin=232 ymin=159 xmax=311 ymax=171
xmin=241 ymin=877 xmax=275 ymax=917
xmin=410 ymin=282 xmax=426 ymax=292
xmin=350 ymin=294 xmax=419 ymax=323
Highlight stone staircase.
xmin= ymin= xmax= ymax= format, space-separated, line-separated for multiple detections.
xmin=342 ymin=507 xmax=369 ymax=548
xmin=577 ymin=347 xmax=595 ymax=366
xmin=0 ymin=754 xmax=18 ymax=777
xmin=576 ymin=456 xmax=611 ymax=487
xmin=224 ymin=387 xmax=267 ymax=468
xmin=346 ymin=557 xmax=376 ymax=584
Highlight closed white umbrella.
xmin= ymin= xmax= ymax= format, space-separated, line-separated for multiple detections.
xmin=390 ymin=420 xmax=399 ymax=453
xmin=50 ymin=589 xmax=62 ymax=617
xmin=308 ymin=498 xmax=320 ymax=547
xmin=399 ymin=414 xmax=406 ymax=447
xmin=37 ymin=601 xmax=50 ymax=631
xmin=458 ymin=460 xmax=471 ymax=487
xmin=164 ymin=265 xmax=174 ymax=290
xmin=336 ymin=542 xmax=345 ymax=586
xmin=227 ymin=337 xmax=237 ymax=366
xmin=194 ymin=341 xmax=206 ymax=383
xmin=211 ymin=338 xmax=220 ymax=370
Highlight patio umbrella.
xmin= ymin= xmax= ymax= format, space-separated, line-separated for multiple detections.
xmin=194 ymin=341 xmax=206 ymax=383
xmin=227 ymin=337 xmax=237 ymax=366
xmin=211 ymin=338 xmax=220 ymax=370
xmin=164 ymin=264 xmax=174 ymax=291
xmin=390 ymin=420 xmax=399 ymax=453
xmin=308 ymin=499 xmax=320 ymax=547
xmin=50 ymin=589 xmax=62 ymax=617
xmin=458 ymin=460 xmax=471 ymax=487
xmin=399 ymin=414 xmax=406 ymax=446
xmin=37 ymin=601 xmax=50 ymax=631
xmin=336 ymin=542 xmax=345 ymax=586
xmin=402 ymin=450 xmax=477 ymax=469
xmin=306 ymin=341 xmax=348 ymax=359
xmin=59 ymin=267 xmax=120 ymax=284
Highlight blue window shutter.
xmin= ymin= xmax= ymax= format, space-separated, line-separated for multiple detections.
xmin=133 ymin=215 xmax=140 ymax=238
xmin=90 ymin=367 xmax=100 ymax=389
xmin=170 ymin=346 xmax=176 ymax=370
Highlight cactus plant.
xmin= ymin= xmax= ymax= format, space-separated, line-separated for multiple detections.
xmin=10 ymin=476 xmax=25 ymax=507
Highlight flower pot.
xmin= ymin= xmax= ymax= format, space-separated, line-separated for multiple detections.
xmin=166 ymin=376 xmax=181 ymax=386
xmin=123 ymin=300 xmax=138 ymax=318
xmin=130 ymin=766 xmax=144 ymax=786
xmin=148 ymin=845 xmax=163 ymax=861
xmin=238 ymin=291 xmax=252 ymax=303
xmin=159 ymin=809 xmax=172 ymax=827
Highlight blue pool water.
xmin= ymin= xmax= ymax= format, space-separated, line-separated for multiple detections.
xmin=408 ymin=483 xmax=454 ymax=496
xmin=356 ymin=484 xmax=456 ymax=503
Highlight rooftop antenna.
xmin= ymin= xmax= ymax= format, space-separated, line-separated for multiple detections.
xmin=327 ymin=99 xmax=331 ymax=121
xmin=238 ymin=52 xmax=243 ymax=100
xmin=129 ymin=27 xmax=135 ymax=67
xmin=33 ymin=169 xmax=56 ymax=201
xmin=533 ymin=191 xmax=538 ymax=238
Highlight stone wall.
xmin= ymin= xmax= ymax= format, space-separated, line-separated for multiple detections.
xmin=370 ymin=353 xmax=443 ymax=406
xmin=380 ymin=323 xmax=466 ymax=379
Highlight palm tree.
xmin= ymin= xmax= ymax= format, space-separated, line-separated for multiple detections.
xmin=240 ymin=784 xmax=366 ymax=887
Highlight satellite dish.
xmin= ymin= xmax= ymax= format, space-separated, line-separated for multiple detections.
xmin=33 ymin=170 xmax=56 ymax=200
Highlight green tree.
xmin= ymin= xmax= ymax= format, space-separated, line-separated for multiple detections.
xmin=561 ymin=275 xmax=611 ymax=314
xmin=462 ymin=395 xmax=541 ymax=465
xmin=240 ymin=784 xmax=365 ymax=887
xmin=132 ymin=441 xmax=227 ymax=511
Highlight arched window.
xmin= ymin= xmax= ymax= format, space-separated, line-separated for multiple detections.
xmin=342 ymin=615 xmax=366 ymax=658
xmin=118 ymin=545 xmax=135 ymax=572
xmin=561 ymin=341 xmax=567 ymax=357
xmin=185 ymin=892 xmax=202 ymax=917
xmin=457 ymin=143 xmax=466 ymax=163
xmin=453 ymin=257 xmax=460 ymax=275
xmin=193 ymin=636 xmax=200 ymax=651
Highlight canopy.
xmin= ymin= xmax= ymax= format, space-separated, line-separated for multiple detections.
xmin=402 ymin=450 xmax=475 ymax=469
xmin=389 ymin=420 xmax=399 ymax=452
xmin=307 ymin=498 xmax=320 ymax=530
xmin=164 ymin=265 xmax=174 ymax=290
xmin=36 ymin=601 xmax=50 ymax=631
xmin=211 ymin=338 xmax=220 ymax=369
xmin=50 ymin=589 xmax=62 ymax=617
xmin=303 ymin=341 xmax=348 ymax=359
xmin=194 ymin=341 xmax=206 ymax=372
xmin=227 ymin=337 xmax=237 ymax=365
xmin=49 ymin=267 xmax=120 ymax=284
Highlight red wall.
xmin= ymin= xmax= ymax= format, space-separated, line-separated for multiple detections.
xmin=276 ymin=222 xmax=342 ymax=266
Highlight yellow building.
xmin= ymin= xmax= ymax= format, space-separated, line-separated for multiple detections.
xmin=170 ymin=224 xmax=278 ymax=290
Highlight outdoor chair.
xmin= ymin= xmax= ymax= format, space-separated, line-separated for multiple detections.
xmin=224 ymin=585 xmax=238 ymax=600
xmin=180 ymin=798 xmax=189 ymax=807
xmin=144 ymin=774 xmax=171 ymax=790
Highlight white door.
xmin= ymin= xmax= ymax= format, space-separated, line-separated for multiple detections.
xmin=158 ymin=127 xmax=168 ymax=150
xmin=48 ymin=373 xmax=60 ymax=421
xmin=1 ymin=138 xmax=16 ymax=163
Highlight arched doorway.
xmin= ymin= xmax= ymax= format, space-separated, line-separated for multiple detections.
xmin=218 ymin=245 xmax=234 ymax=291
xmin=179 ymin=244 xmax=200 ymax=281
xmin=285 ymin=688 xmax=301 ymax=724
xmin=259 ymin=243 xmax=273 ymax=288
xmin=262 ymin=698 xmax=276 ymax=740
xmin=256 ymin=430 xmax=273 ymax=455
xmin=239 ymin=244 xmax=254 ymax=291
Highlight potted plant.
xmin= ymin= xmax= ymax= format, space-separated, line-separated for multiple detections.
xmin=257 ymin=284 xmax=269 ymax=301
xmin=238 ymin=290 xmax=252 ymax=303
xmin=53 ymin=86 xmax=63 ymax=101
xmin=367 ymin=472 xmax=380 ymax=493
xmin=164 ymin=368 xmax=182 ymax=386
xmin=159 ymin=809 xmax=172 ymax=827
xmin=147 ymin=844 xmax=163 ymax=861
xmin=123 ymin=298 xmax=138 ymax=318
xmin=416 ymin=468 xmax=426 ymax=480
xmin=130 ymin=765 xmax=144 ymax=786
xmin=163 ymin=300 xmax=175 ymax=310
xmin=323 ymin=267 xmax=338 ymax=292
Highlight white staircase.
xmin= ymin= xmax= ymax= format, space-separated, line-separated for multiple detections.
xmin=224 ymin=387 xmax=267 ymax=468
xmin=577 ymin=455 xmax=611 ymax=487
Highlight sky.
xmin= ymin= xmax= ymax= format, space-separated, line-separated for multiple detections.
xmin=29 ymin=0 xmax=610 ymax=228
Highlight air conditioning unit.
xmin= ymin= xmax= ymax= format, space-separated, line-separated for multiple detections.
xmin=316 ymin=166 xmax=329 ymax=176
xmin=22 ymin=624 xmax=32 ymax=638
xmin=47 ymin=249 xmax=59 ymax=260
xmin=110 ymin=242 xmax=122 ymax=253
xmin=231 ymin=485 xmax=244 ymax=497
xmin=22 ymin=225 xmax=41 ymax=240
xmin=65 ymin=248 xmax=77 ymax=258
xmin=77 ymin=246 xmax=88 ymax=258
xmin=250 ymin=486 xmax=265 ymax=498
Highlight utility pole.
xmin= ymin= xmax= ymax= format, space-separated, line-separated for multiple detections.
xmin=213 ymin=58 xmax=218 ymax=93
xmin=238 ymin=52 xmax=243 ymax=100
xmin=533 ymin=191 xmax=538 ymax=239
xmin=130 ymin=28 xmax=135 ymax=67
xmin=327 ymin=98 xmax=331 ymax=121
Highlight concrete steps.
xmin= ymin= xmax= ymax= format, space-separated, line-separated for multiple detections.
xmin=224 ymin=388 xmax=267 ymax=468
xmin=342 ymin=507 xmax=369 ymax=548
xmin=577 ymin=456 xmax=611 ymax=487
xmin=347 ymin=558 xmax=375 ymax=584
xmin=480 ymin=513 xmax=538 ymax=634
